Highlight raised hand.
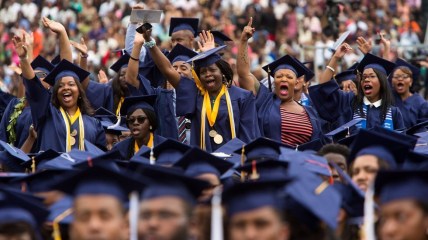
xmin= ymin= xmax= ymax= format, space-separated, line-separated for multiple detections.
xmin=197 ymin=30 xmax=215 ymax=52
xmin=379 ymin=32 xmax=390 ymax=49
xmin=70 ymin=37 xmax=88 ymax=55
xmin=341 ymin=80 xmax=357 ymax=94
xmin=356 ymin=36 xmax=372 ymax=55
xmin=20 ymin=29 xmax=34 ymax=48
xmin=333 ymin=43 xmax=353 ymax=59
xmin=12 ymin=35 xmax=28 ymax=59
xmin=42 ymin=17 xmax=66 ymax=34
xmin=98 ymin=69 xmax=108 ymax=84
xmin=241 ymin=17 xmax=255 ymax=42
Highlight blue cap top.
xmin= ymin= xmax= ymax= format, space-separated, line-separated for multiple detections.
xmin=120 ymin=95 xmax=156 ymax=116
xmin=292 ymin=56 xmax=315 ymax=82
xmin=284 ymin=151 xmax=332 ymax=177
xmin=210 ymin=31 xmax=233 ymax=46
xmin=139 ymin=139 xmax=192 ymax=166
xmin=167 ymin=43 xmax=198 ymax=64
xmin=235 ymin=159 xmax=289 ymax=180
xmin=402 ymin=151 xmax=428 ymax=170
xmin=110 ymin=51 xmax=130 ymax=73
xmin=335 ymin=62 xmax=358 ymax=84
xmin=212 ymin=137 xmax=245 ymax=163
xmin=137 ymin=164 xmax=210 ymax=206
xmin=223 ymin=178 xmax=292 ymax=217
xmin=262 ymin=55 xmax=308 ymax=78
xmin=169 ymin=18 xmax=199 ymax=37
xmin=43 ymin=59 xmax=90 ymax=86
xmin=38 ymin=153 xmax=79 ymax=170
xmin=186 ymin=45 xmax=226 ymax=68
xmin=31 ymin=55 xmax=55 ymax=73
xmin=51 ymin=55 xmax=61 ymax=65
xmin=296 ymin=138 xmax=325 ymax=152
xmin=394 ymin=58 xmax=420 ymax=80
xmin=234 ymin=137 xmax=292 ymax=162
xmin=53 ymin=165 xmax=149 ymax=202
xmin=173 ymin=147 xmax=234 ymax=178
xmin=72 ymin=149 xmax=122 ymax=172
xmin=0 ymin=140 xmax=31 ymax=172
xmin=325 ymin=118 xmax=364 ymax=142
xmin=22 ymin=149 xmax=61 ymax=170
xmin=375 ymin=170 xmax=428 ymax=204
xmin=356 ymin=53 xmax=396 ymax=76
xmin=47 ymin=196 xmax=73 ymax=224
xmin=14 ymin=169 xmax=73 ymax=193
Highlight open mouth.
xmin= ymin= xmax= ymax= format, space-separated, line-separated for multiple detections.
xmin=363 ymin=84 xmax=373 ymax=95
xmin=205 ymin=79 xmax=216 ymax=88
xmin=396 ymin=82 xmax=405 ymax=91
xmin=62 ymin=92 xmax=72 ymax=102
xmin=279 ymin=84 xmax=289 ymax=96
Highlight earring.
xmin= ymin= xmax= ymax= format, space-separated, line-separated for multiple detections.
xmin=149 ymin=126 xmax=152 ymax=130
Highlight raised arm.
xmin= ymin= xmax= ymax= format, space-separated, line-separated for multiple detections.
xmin=13 ymin=34 xmax=35 ymax=80
xmin=70 ymin=37 xmax=90 ymax=90
xmin=319 ymin=43 xmax=353 ymax=85
xmin=237 ymin=18 xmax=259 ymax=95
xmin=42 ymin=17 xmax=72 ymax=62
xmin=379 ymin=32 xmax=392 ymax=61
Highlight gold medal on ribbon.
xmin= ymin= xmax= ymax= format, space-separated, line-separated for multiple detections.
xmin=70 ymin=129 xmax=77 ymax=137
xmin=209 ymin=130 xmax=217 ymax=138
xmin=214 ymin=134 xmax=223 ymax=144
xmin=70 ymin=136 xmax=76 ymax=146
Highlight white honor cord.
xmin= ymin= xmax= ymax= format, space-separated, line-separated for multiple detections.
xmin=129 ymin=191 xmax=139 ymax=240
xmin=363 ymin=182 xmax=376 ymax=240
xmin=211 ymin=186 xmax=224 ymax=240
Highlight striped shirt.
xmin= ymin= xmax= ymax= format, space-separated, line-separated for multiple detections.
xmin=280 ymin=107 xmax=313 ymax=147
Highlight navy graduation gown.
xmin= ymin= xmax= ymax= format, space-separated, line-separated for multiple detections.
xmin=256 ymin=84 xmax=325 ymax=143
xmin=309 ymin=79 xmax=405 ymax=130
xmin=0 ymin=98 xmax=33 ymax=148
xmin=393 ymin=92 xmax=428 ymax=128
xmin=175 ymin=76 xmax=260 ymax=152
xmin=126 ymin=75 xmax=179 ymax=140
xmin=111 ymin=134 xmax=166 ymax=160
xmin=85 ymin=80 xmax=113 ymax=112
xmin=24 ymin=77 xmax=106 ymax=152
xmin=0 ymin=91 xmax=15 ymax=121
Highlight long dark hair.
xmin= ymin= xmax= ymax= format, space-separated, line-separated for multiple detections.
xmin=51 ymin=77 xmax=94 ymax=115
xmin=112 ymin=68 xmax=129 ymax=113
xmin=352 ymin=69 xmax=394 ymax=122
xmin=194 ymin=59 xmax=234 ymax=87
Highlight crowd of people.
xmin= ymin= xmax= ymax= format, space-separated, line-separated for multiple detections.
xmin=1 ymin=0 xmax=428 ymax=240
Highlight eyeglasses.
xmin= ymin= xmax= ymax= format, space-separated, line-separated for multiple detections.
xmin=35 ymin=71 xmax=48 ymax=79
xmin=126 ymin=116 xmax=147 ymax=125
xmin=392 ymin=74 xmax=410 ymax=79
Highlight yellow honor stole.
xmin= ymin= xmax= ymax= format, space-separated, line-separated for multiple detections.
xmin=116 ymin=97 xmax=124 ymax=116
xmin=60 ymin=107 xmax=85 ymax=152
xmin=134 ymin=132 xmax=154 ymax=153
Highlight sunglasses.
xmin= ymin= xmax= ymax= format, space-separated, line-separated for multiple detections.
xmin=35 ymin=71 xmax=47 ymax=79
xmin=126 ymin=116 xmax=148 ymax=125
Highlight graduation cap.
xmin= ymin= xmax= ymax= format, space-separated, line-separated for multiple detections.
xmin=284 ymin=151 xmax=332 ymax=177
xmin=166 ymin=43 xmax=198 ymax=64
xmin=403 ymin=119 xmax=428 ymax=135
xmin=284 ymin=162 xmax=341 ymax=230
xmin=335 ymin=62 xmax=358 ymax=85
xmin=31 ymin=55 xmax=55 ymax=73
xmin=120 ymin=95 xmax=156 ymax=117
xmin=262 ymin=55 xmax=308 ymax=78
xmin=330 ymin=162 xmax=365 ymax=223
xmin=169 ymin=17 xmax=199 ymax=37
xmin=72 ymin=149 xmax=122 ymax=171
xmin=138 ymin=164 xmax=210 ymax=205
xmin=0 ymin=140 xmax=31 ymax=172
xmin=53 ymin=165 xmax=149 ymax=203
xmin=0 ymin=172 xmax=28 ymax=190
xmin=139 ymin=139 xmax=191 ymax=166
xmin=234 ymin=137 xmax=292 ymax=162
xmin=51 ymin=55 xmax=61 ymax=65
xmin=110 ymin=52 xmax=131 ymax=73
xmin=375 ymin=170 xmax=428 ymax=205
xmin=348 ymin=128 xmax=413 ymax=168
xmin=235 ymin=159 xmax=289 ymax=180
xmin=173 ymin=147 xmax=234 ymax=178
xmin=325 ymin=118 xmax=364 ymax=142
xmin=223 ymin=178 xmax=292 ymax=217
xmin=37 ymin=153 xmax=77 ymax=170
xmin=47 ymin=196 xmax=73 ymax=224
xmin=186 ymin=45 xmax=226 ymax=68
xmin=371 ymin=126 xmax=417 ymax=148
xmin=210 ymin=31 xmax=233 ymax=46
xmin=22 ymin=149 xmax=61 ymax=171
xmin=212 ymin=137 xmax=245 ymax=163
xmin=402 ymin=151 xmax=428 ymax=170
xmin=94 ymin=107 xmax=129 ymax=134
xmin=0 ymin=186 xmax=49 ymax=229
xmin=356 ymin=53 xmax=396 ymax=76
xmin=296 ymin=138 xmax=325 ymax=152
xmin=292 ymin=56 xmax=315 ymax=82
xmin=395 ymin=58 xmax=420 ymax=81
xmin=43 ymin=59 xmax=90 ymax=86
xmin=13 ymin=169 xmax=73 ymax=193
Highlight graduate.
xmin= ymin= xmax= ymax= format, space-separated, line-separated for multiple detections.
xmin=136 ymin=163 xmax=209 ymax=240
xmin=237 ymin=19 xmax=325 ymax=147
xmin=309 ymin=42 xmax=405 ymax=130
xmin=111 ymin=95 xmax=166 ymax=160
xmin=375 ymin=170 xmax=428 ymax=240
xmin=293 ymin=57 xmax=315 ymax=106
xmin=15 ymin=31 xmax=106 ymax=152
xmin=0 ymin=56 xmax=53 ymax=150
xmin=391 ymin=58 xmax=428 ymax=128
xmin=94 ymin=107 xmax=129 ymax=151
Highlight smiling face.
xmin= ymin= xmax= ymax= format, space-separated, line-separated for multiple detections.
xmin=56 ymin=76 xmax=80 ymax=110
xmin=198 ymin=63 xmax=224 ymax=96
xmin=172 ymin=61 xmax=193 ymax=79
xmin=273 ymin=69 xmax=296 ymax=102
xmin=391 ymin=68 xmax=412 ymax=96
xmin=126 ymin=109 xmax=151 ymax=141
xmin=360 ymin=68 xmax=381 ymax=102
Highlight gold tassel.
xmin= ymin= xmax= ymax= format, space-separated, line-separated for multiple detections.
xmin=31 ymin=156 xmax=36 ymax=173
xmin=240 ymin=145 xmax=246 ymax=182
xmin=191 ymin=61 xmax=206 ymax=94
xmin=52 ymin=208 xmax=73 ymax=240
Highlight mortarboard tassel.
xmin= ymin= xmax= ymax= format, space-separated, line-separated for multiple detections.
xmin=191 ymin=61 xmax=206 ymax=95
xmin=240 ymin=145 xmax=246 ymax=182
xmin=129 ymin=191 xmax=139 ymax=240
xmin=149 ymin=147 xmax=156 ymax=165
xmin=31 ymin=156 xmax=36 ymax=173
xmin=52 ymin=208 xmax=73 ymax=240
xmin=211 ymin=186 xmax=224 ymax=240
xmin=267 ymin=66 xmax=272 ymax=92
xmin=250 ymin=160 xmax=259 ymax=180
xmin=87 ymin=157 xmax=93 ymax=168
xmin=314 ymin=181 xmax=329 ymax=195
xmin=108 ymin=115 xmax=121 ymax=130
